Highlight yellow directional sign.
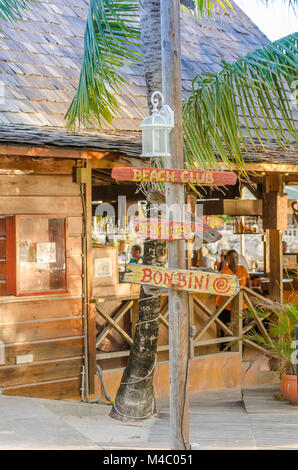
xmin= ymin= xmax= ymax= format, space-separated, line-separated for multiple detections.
xmin=124 ymin=264 xmax=239 ymax=297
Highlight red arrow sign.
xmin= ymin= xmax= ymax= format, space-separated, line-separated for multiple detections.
xmin=133 ymin=217 xmax=222 ymax=243
xmin=112 ymin=167 xmax=237 ymax=186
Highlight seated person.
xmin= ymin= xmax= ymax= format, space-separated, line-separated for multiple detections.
xmin=129 ymin=244 xmax=143 ymax=264
xmin=215 ymin=249 xmax=228 ymax=272
xmin=216 ymin=249 xmax=251 ymax=347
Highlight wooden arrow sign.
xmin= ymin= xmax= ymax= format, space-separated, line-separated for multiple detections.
xmin=133 ymin=217 xmax=222 ymax=243
xmin=124 ymin=264 xmax=239 ymax=297
xmin=112 ymin=167 xmax=237 ymax=186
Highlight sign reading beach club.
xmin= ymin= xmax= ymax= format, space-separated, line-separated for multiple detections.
xmin=112 ymin=167 xmax=237 ymax=186
xmin=124 ymin=264 xmax=239 ymax=296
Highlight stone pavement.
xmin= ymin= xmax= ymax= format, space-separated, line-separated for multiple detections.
xmin=0 ymin=384 xmax=297 ymax=450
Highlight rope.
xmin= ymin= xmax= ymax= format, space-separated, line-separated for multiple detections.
xmin=120 ymin=358 xmax=157 ymax=385
xmin=112 ymin=396 xmax=155 ymax=420
xmin=139 ymin=293 xmax=160 ymax=302
xmin=135 ymin=315 xmax=160 ymax=326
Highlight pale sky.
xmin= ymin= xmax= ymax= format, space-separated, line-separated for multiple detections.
xmin=234 ymin=0 xmax=298 ymax=40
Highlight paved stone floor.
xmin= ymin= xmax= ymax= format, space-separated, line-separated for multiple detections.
xmin=0 ymin=384 xmax=298 ymax=450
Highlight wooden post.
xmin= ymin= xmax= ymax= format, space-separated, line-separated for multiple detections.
xmin=230 ymin=290 xmax=243 ymax=360
xmin=269 ymin=230 xmax=283 ymax=302
xmin=187 ymin=194 xmax=195 ymax=361
xmin=85 ymin=161 xmax=96 ymax=394
xmin=264 ymin=229 xmax=270 ymax=277
xmin=161 ymin=0 xmax=190 ymax=450
xmin=264 ymin=174 xmax=284 ymax=303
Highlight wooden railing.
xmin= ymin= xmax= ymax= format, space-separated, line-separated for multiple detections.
xmin=95 ymin=287 xmax=277 ymax=363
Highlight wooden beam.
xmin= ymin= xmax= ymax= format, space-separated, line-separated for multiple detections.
xmin=85 ymin=162 xmax=96 ymax=394
xmin=91 ymin=154 xmax=148 ymax=169
xmin=269 ymin=229 xmax=283 ymax=302
xmin=221 ymin=162 xmax=298 ymax=174
xmin=230 ymin=290 xmax=243 ymax=358
xmin=202 ymin=199 xmax=262 ymax=216
xmin=242 ymin=292 xmax=272 ymax=344
xmin=242 ymin=286 xmax=276 ymax=306
xmin=0 ymin=144 xmax=112 ymax=160
xmin=161 ymin=0 xmax=190 ymax=450
xmin=194 ymin=295 xmax=235 ymax=341
xmin=195 ymin=337 xmax=237 ymax=347
xmin=264 ymin=230 xmax=270 ymax=277
xmin=264 ymin=174 xmax=284 ymax=303
xmin=96 ymin=300 xmax=133 ymax=347
xmin=96 ymin=307 xmax=133 ymax=345
xmin=193 ymin=297 xmax=234 ymax=337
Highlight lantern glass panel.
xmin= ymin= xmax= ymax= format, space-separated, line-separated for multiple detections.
xmin=142 ymin=128 xmax=153 ymax=155
xmin=153 ymin=128 xmax=167 ymax=154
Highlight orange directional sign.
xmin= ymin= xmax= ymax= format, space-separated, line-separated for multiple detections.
xmin=124 ymin=264 xmax=239 ymax=297
xmin=112 ymin=167 xmax=237 ymax=186
xmin=133 ymin=217 xmax=222 ymax=243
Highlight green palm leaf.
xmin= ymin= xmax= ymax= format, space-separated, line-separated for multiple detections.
xmin=66 ymin=0 xmax=234 ymax=130
xmin=183 ymin=0 xmax=232 ymax=18
xmin=259 ymin=0 xmax=297 ymax=9
xmin=183 ymin=33 xmax=298 ymax=172
xmin=0 ymin=0 xmax=30 ymax=23
xmin=65 ymin=0 xmax=141 ymax=129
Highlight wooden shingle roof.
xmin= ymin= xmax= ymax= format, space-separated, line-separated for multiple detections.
xmin=0 ymin=0 xmax=295 ymax=164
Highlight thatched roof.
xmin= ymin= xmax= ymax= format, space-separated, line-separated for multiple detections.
xmin=0 ymin=0 xmax=295 ymax=163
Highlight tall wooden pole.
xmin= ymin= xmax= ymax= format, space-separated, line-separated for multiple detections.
xmin=161 ymin=0 xmax=190 ymax=450
xmin=264 ymin=174 xmax=284 ymax=303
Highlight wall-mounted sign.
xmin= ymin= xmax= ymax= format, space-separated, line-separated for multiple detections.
xmin=133 ymin=217 xmax=222 ymax=243
xmin=94 ymin=257 xmax=112 ymax=278
xmin=124 ymin=264 xmax=239 ymax=296
xmin=36 ymin=242 xmax=56 ymax=264
xmin=112 ymin=167 xmax=237 ymax=186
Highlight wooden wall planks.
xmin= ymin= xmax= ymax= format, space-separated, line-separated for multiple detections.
xmin=0 ymin=156 xmax=77 ymax=174
xmin=0 ymin=297 xmax=83 ymax=323
xmin=3 ymin=337 xmax=84 ymax=366
xmin=0 ymin=358 xmax=83 ymax=388
xmin=0 ymin=175 xmax=80 ymax=196
xmin=3 ymin=377 xmax=81 ymax=400
xmin=0 ymin=162 xmax=85 ymax=399
xmin=0 ymin=196 xmax=82 ymax=215
xmin=0 ymin=318 xmax=83 ymax=343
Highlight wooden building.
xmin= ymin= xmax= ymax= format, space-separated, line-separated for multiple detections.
xmin=0 ymin=1 xmax=296 ymax=400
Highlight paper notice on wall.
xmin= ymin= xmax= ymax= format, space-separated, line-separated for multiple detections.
xmin=36 ymin=242 xmax=56 ymax=263
xmin=94 ymin=257 xmax=112 ymax=277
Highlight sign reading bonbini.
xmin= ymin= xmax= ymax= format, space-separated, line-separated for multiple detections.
xmin=133 ymin=217 xmax=222 ymax=243
xmin=124 ymin=265 xmax=239 ymax=297
xmin=112 ymin=167 xmax=237 ymax=186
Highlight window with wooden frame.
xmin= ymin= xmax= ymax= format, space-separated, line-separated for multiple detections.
xmin=6 ymin=215 xmax=69 ymax=296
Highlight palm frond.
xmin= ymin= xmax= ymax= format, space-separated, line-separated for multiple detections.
xmin=183 ymin=33 xmax=298 ymax=172
xmin=0 ymin=0 xmax=30 ymax=23
xmin=259 ymin=0 xmax=297 ymax=11
xmin=65 ymin=0 xmax=141 ymax=130
xmin=182 ymin=0 xmax=232 ymax=19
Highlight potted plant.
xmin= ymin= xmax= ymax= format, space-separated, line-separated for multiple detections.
xmin=239 ymin=301 xmax=298 ymax=405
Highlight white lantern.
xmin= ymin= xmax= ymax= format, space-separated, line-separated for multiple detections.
xmin=141 ymin=91 xmax=174 ymax=158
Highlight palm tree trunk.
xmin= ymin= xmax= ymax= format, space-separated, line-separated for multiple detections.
xmin=110 ymin=0 xmax=165 ymax=421
xmin=139 ymin=0 xmax=162 ymax=109
xmin=109 ymin=237 xmax=166 ymax=421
